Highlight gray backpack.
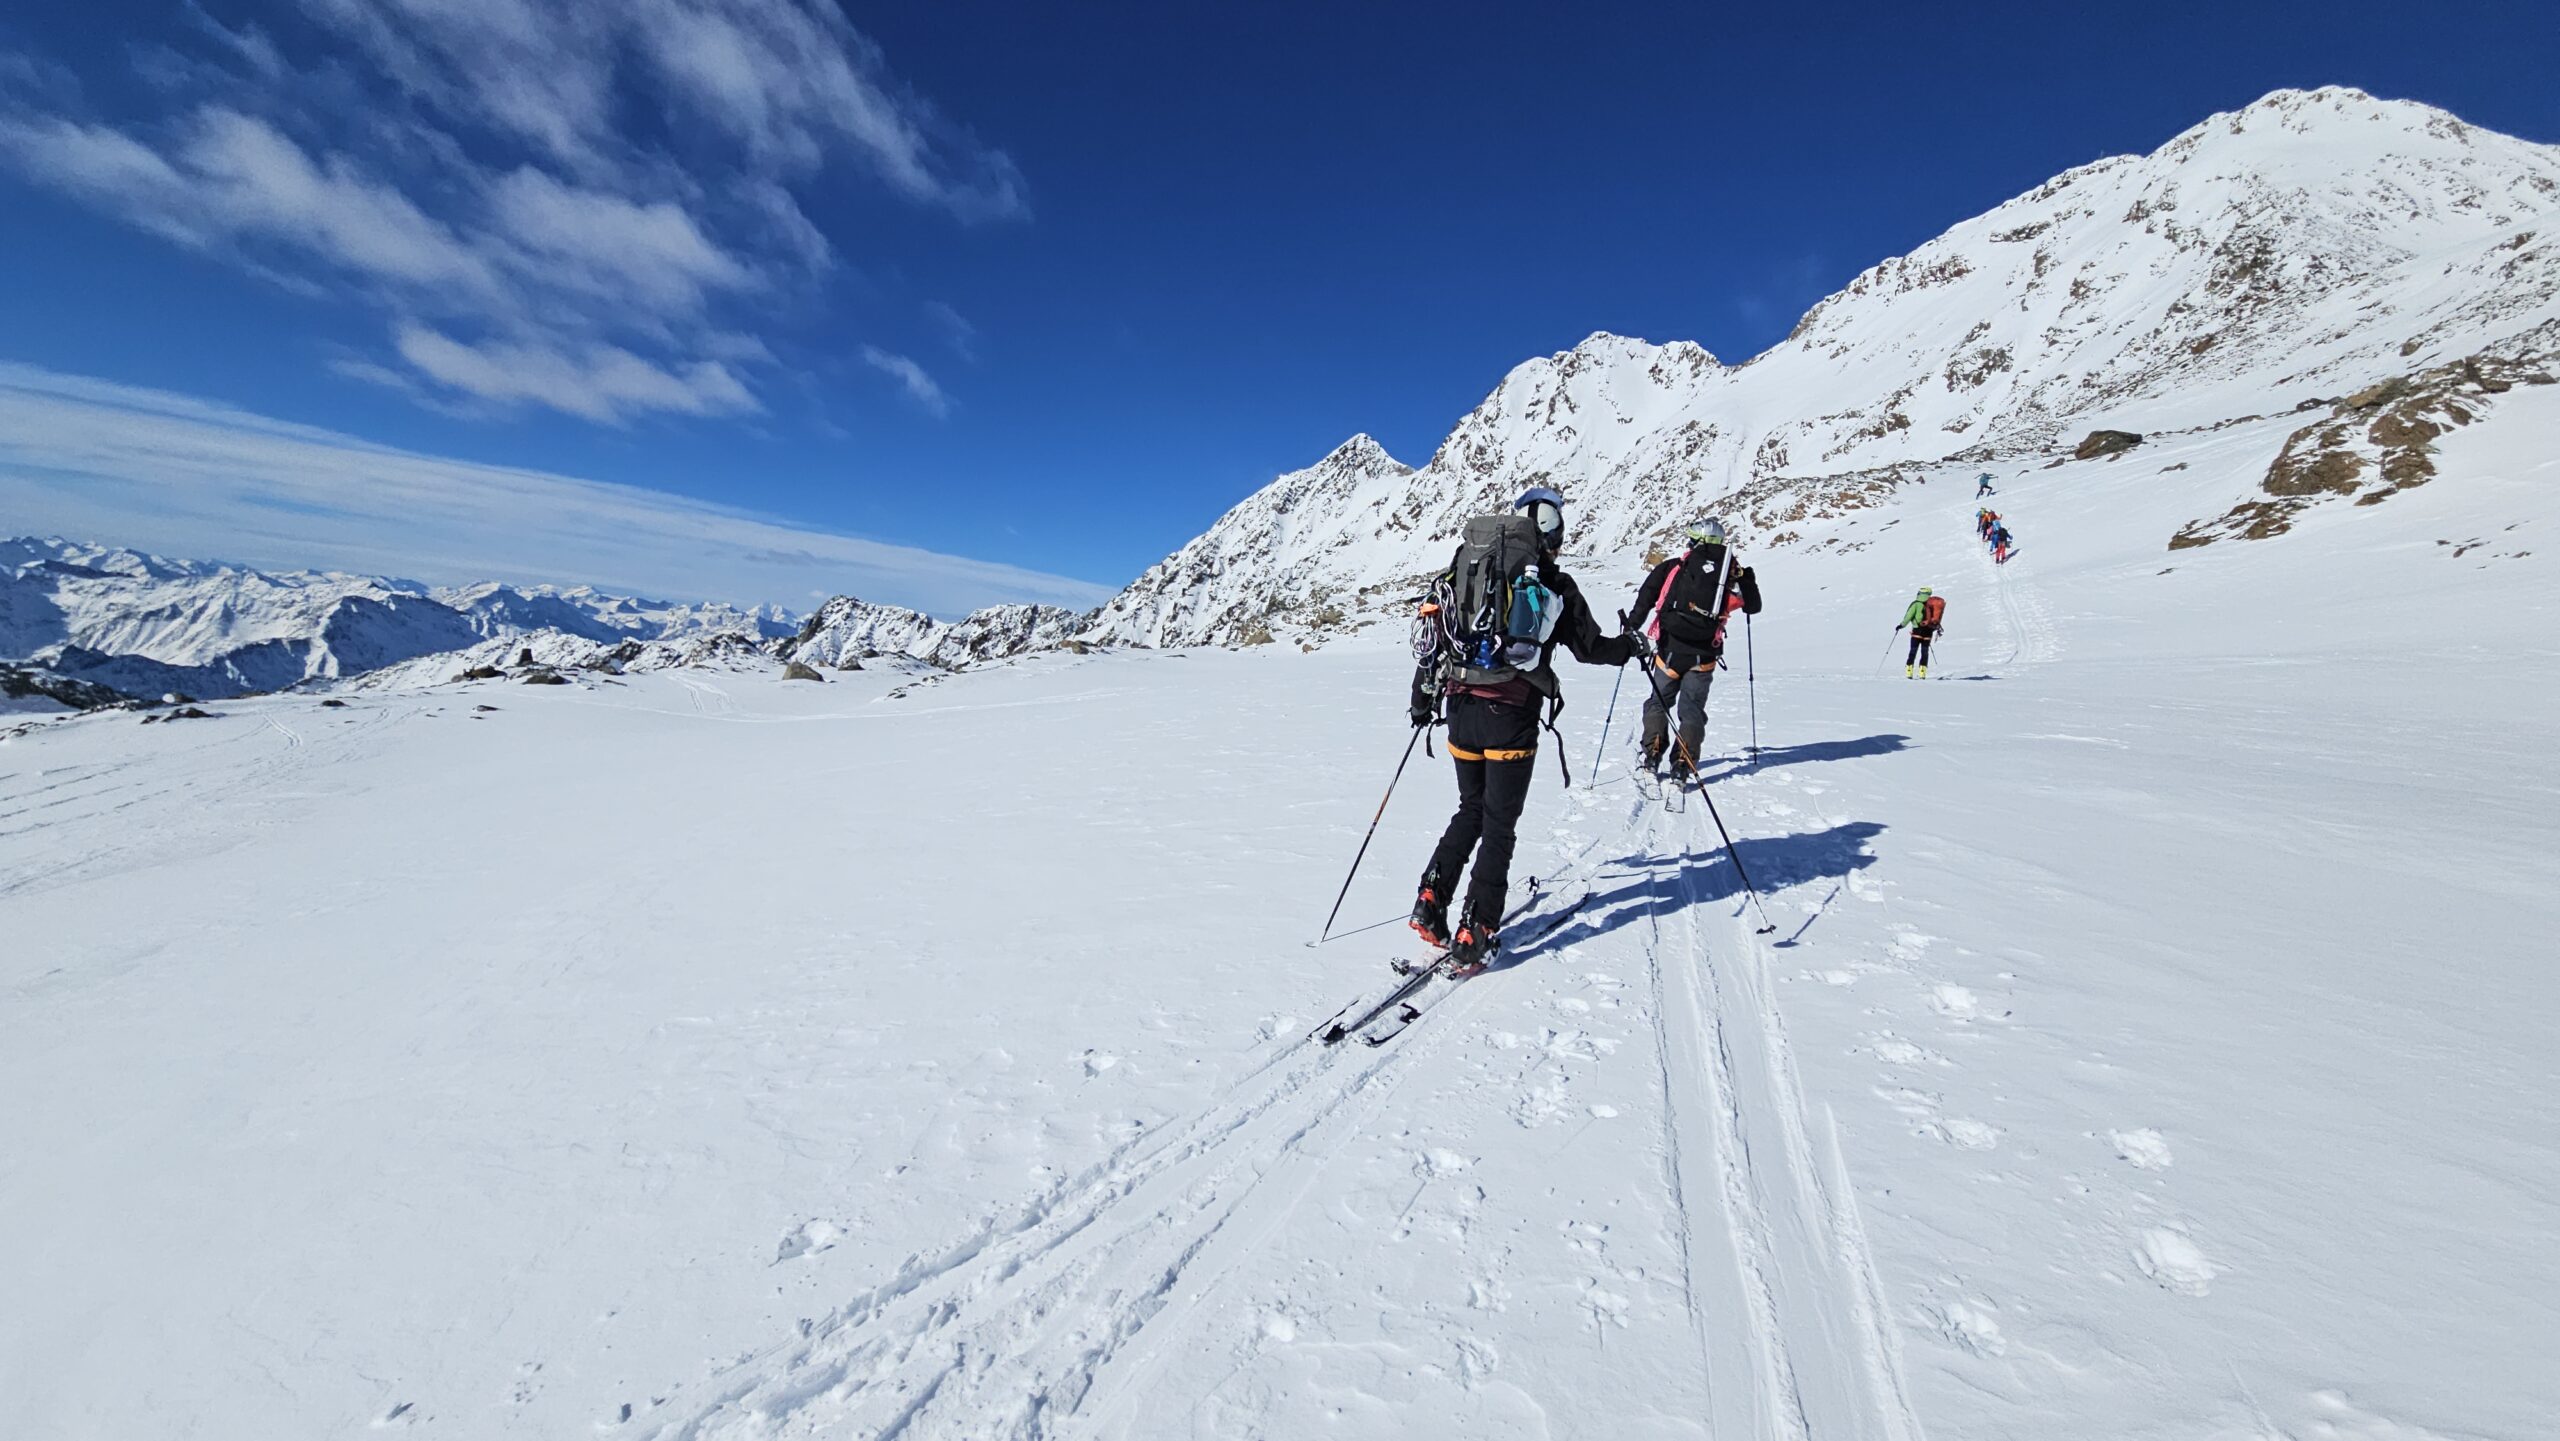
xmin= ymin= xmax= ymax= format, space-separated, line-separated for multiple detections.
xmin=1437 ymin=513 xmax=1560 ymax=686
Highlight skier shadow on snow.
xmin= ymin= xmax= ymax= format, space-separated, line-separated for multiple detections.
xmin=1704 ymin=732 xmax=1911 ymax=774
xmin=1498 ymin=818 xmax=1887 ymax=964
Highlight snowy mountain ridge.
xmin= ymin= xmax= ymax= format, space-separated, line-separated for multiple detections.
xmin=1084 ymin=87 xmax=2560 ymax=647
xmin=1 ymin=529 xmax=1096 ymax=704
xmin=0 ymin=536 xmax=799 ymax=700
xmin=16 ymin=89 xmax=2557 ymax=691
xmin=773 ymin=593 xmax=1091 ymax=672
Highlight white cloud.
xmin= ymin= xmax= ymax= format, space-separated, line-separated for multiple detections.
xmin=487 ymin=167 xmax=756 ymax=314
xmin=0 ymin=0 xmax=1027 ymax=423
xmin=0 ymin=106 xmax=498 ymax=296
xmin=925 ymin=300 xmax=980 ymax=362
xmin=287 ymin=0 xmax=1025 ymax=220
xmin=393 ymin=325 xmax=759 ymax=423
xmin=0 ymin=361 xmax=1111 ymax=615
xmin=860 ymin=347 xmax=952 ymax=417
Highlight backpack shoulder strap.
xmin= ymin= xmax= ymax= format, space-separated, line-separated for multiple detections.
xmin=1646 ymin=556 xmax=1683 ymax=642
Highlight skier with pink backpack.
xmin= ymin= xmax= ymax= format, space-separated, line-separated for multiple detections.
xmin=1622 ymin=518 xmax=1763 ymax=780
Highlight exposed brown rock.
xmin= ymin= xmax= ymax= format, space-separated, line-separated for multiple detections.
xmin=2340 ymin=377 xmax=2411 ymax=410
xmin=2073 ymin=429 xmax=2144 ymax=460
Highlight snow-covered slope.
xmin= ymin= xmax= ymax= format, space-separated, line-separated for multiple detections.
xmin=1 ymin=538 xmax=801 ymax=701
xmin=4 ymin=379 xmax=2552 ymax=1438
xmin=1088 ymin=87 xmax=2560 ymax=647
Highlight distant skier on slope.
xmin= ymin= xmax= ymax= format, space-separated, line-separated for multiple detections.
xmin=1976 ymin=473 xmax=1996 ymax=498
xmin=1992 ymin=524 xmax=2014 ymax=564
xmin=1623 ymin=518 xmax=1762 ymax=782
xmin=1898 ymin=587 xmax=1946 ymax=678
xmin=1408 ymin=487 xmax=1633 ymax=975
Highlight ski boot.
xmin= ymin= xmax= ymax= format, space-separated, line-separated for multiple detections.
xmin=1447 ymin=916 xmax=1500 ymax=978
xmin=1409 ymin=883 xmax=1451 ymax=949
xmin=1665 ymin=747 xmax=1700 ymax=786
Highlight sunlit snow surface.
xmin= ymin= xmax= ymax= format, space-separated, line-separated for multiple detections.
xmin=7 ymin=402 xmax=2555 ymax=1439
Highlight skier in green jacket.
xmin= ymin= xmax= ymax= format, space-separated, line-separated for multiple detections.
xmin=1898 ymin=588 xmax=1945 ymax=678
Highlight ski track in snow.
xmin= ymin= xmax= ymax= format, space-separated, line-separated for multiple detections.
xmin=644 ymin=863 xmax=1626 ymax=1440
xmin=1644 ymin=793 xmax=1923 ymax=1441
xmin=0 ymin=698 xmax=389 ymax=902
xmin=1975 ymin=519 xmax=2059 ymax=673
xmin=635 ymin=754 xmax=1935 ymax=1441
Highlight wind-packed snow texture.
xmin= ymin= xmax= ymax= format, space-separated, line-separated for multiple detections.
xmin=5 ymin=85 xmax=2557 ymax=1441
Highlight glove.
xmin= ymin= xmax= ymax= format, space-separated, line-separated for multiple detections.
xmin=1409 ymin=696 xmax=1436 ymax=727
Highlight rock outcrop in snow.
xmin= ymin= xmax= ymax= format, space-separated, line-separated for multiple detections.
xmin=1082 ymin=88 xmax=2560 ymax=648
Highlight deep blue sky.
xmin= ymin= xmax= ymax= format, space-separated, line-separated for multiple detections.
xmin=0 ymin=0 xmax=2552 ymax=607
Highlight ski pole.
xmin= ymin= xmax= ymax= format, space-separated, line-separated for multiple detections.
xmin=1744 ymin=610 xmax=1760 ymax=759
xmin=1632 ymin=636 xmax=1780 ymax=935
xmin=1691 ymin=778 xmax=1781 ymax=935
xmin=1875 ymin=627 xmax=1901 ymax=677
xmin=1314 ymin=721 xmax=1427 ymax=945
xmin=1591 ymin=661 xmax=1626 ymax=786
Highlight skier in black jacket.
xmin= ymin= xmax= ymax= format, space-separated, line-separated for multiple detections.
xmin=1624 ymin=518 xmax=1763 ymax=779
xmin=1409 ymin=487 xmax=1633 ymax=973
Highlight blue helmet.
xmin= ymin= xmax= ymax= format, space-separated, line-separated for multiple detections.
xmin=1514 ymin=486 xmax=1565 ymax=549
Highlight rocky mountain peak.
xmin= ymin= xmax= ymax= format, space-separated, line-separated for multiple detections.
xmin=1079 ymin=91 xmax=2560 ymax=652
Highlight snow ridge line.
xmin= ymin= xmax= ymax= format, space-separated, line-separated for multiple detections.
xmin=643 ymin=876 xmax=1612 ymax=1440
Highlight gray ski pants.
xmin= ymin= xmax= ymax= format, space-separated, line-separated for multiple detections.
xmin=1640 ymin=663 xmax=1716 ymax=771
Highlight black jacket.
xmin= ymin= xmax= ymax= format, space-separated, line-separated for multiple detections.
xmin=1412 ymin=556 xmax=1632 ymax=718
xmin=1628 ymin=543 xmax=1762 ymax=670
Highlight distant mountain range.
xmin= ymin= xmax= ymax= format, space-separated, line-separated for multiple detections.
xmin=0 ymin=535 xmax=1093 ymax=704
xmin=10 ymin=87 xmax=2554 ymax=706
xmin=0 ymin=537 xmax=797 ymax=701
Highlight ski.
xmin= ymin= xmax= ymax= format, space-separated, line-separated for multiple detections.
xmin=1633 ymin=764 xmax=1663 ymax=804
xmin=1309 ymin=878 xmax=1546 ymax=1045
xmin=1356 ymin=894 xmax=1592 ymax=1048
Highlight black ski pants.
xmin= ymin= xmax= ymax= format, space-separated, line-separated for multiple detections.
xmin=1907 ymin=632 xmax=1934 ymax=666
xmin=1423 ymin=693 xmax=1539 ymax=930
